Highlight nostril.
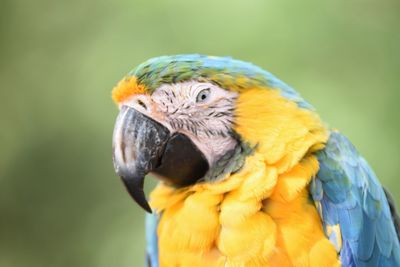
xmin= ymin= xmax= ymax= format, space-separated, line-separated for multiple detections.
xmin=137 ymin=99 xmax=147 ymax=110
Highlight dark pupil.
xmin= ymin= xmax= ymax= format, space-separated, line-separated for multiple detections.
xmin=201 ymin=93 xmax=207 ymax=100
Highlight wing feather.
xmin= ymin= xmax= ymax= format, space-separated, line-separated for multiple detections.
xmin=312 ymin=131 xmax=400 ymax=266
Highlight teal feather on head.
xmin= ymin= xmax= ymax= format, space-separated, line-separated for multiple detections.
xmin=127 ymin=54 xmax=313 ymax=109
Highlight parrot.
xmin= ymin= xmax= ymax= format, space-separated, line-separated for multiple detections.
xmin=111 ymin=54 xmax=400 ymax=267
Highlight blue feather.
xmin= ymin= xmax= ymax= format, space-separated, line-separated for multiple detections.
xmin=145 ymin=213 xmax=159 ymax=267
xmin=341 ymin=241 xmax=357 ymax=267
xmin=358 ymin=216 xmax=376 ymax=260
xmin=312 ymin=131 xmax=400 ymax=266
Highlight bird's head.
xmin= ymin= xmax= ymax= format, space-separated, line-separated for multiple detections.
xmin=111 ymin=54 xmax=328 ymax=212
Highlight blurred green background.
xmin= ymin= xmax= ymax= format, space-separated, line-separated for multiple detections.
xmin=1 ymin=0 xmax=399 ymax=266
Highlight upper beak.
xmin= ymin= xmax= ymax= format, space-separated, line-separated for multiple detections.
xmin=112 ymin=106 xmax=170 ymax=212
xmin=112 ymin=105 xmax=209 ymax=213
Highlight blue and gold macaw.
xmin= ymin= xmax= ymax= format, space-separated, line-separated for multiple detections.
xmin=111 ymin=54 xmax=400 ymax=267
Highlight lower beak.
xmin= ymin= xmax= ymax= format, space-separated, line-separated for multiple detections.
xmin=112 ymin=106 xmax=209 ymax=213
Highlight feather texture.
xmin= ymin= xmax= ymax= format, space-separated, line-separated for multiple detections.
xmin=146 ymin=87 xmax=339 ymax=266
xmin=312 ymin=131 xmax=400 ymax=266
xmin=112 ymin=54 xmax=313 ymax=110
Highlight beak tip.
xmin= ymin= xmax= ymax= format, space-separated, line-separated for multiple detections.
xmin=143 ymin=204 xmax=153 ymax=214
xmin=135 ymin=197 xmax=153 ymax=213
xmin=135 ymin=199 xmax=152 ymax=213
xmin=120 ymin=176 xmax=153 ymax=213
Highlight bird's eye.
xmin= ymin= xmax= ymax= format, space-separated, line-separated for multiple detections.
xmin=196 ymin=88 xmax=210 ymax=103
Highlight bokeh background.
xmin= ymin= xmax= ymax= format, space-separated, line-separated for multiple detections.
xmin=1 ymin=0 xmax=399 ymax=266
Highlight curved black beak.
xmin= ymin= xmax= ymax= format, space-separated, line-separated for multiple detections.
xmin=112 ymin=106 xmax=170 ymax=212
xmin=112 ymin=106 xmax=209 ymax=213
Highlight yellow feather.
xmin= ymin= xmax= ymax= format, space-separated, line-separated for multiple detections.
xmin=235 ymin=88 xmax=328 ymax=173
xmin=271 ymin=156 xmax=319 ymax=202
xmin=111 ymin=76 xmax=146 ymax=104
xmin=151 ymin=87 xmax=339 ymax=266
xmin=310 ymin=239 xmax=341 ymax=267
xmin=218 ymin=212 xmax=277 ymax=264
